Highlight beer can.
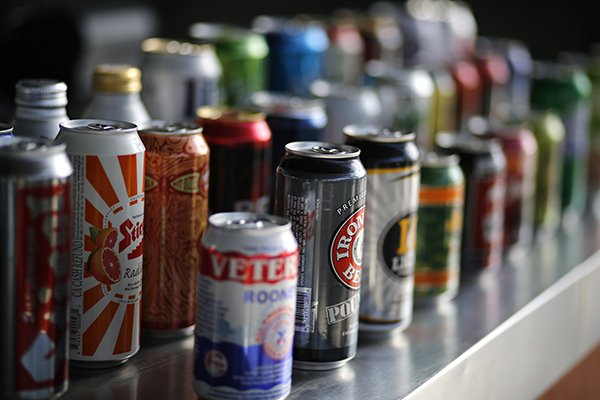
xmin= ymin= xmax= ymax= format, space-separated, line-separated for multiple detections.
xmin=141 ymin=38 xmax=222 ymax=121
xmin=414 ymin=152 xmax=464 ymax=305
xmin=275 ymin=141 xmax=367 ymax=370
xmin=138 ymin=121 xmax=209 ymax=337
xmin=450 ymin=61 xmax=483 ymax=131
xmin=352 ymin=8 xmax=402 ymax=64
xmin=493 ymin=39 xmax=533 ymax=118
xmin=344 ymin=126 xmax=420 ymax=332
xmin=436 ymin=133 xmax=506 ymax=274
xmin=253 ymin=16 xmax=329 ymax=96
xmin=189 ymin=23 xmax=269 ymax=106
xmin=324 ymin=15 xmax=364 ymax=84
xmin=57 ymin=119 xmax=145 ymax=367
xmin=429 ymin=67 xmax=458 ymax=135
xmin=474 ymin=39 xmax=510 ymax=119
xmin=12 ymin=79 xmax=69 ymax=141
xmin=197 ymin=107 xmax=271 ymax=214
xmin=0 ymin=123 xmax=13 ymax=136
xmin=194 ymin=212 xmax=298 ymax=400
xmin=589 ymin=55 xmax=600 ymax=216
xmin=0 ymin=138 xmax=72 ymax=400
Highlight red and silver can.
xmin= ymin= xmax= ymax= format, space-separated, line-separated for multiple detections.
xmin=194 ymin=212 xmax=298 ymax=400
xmin=1 ymin=137 xmax=72 ymax=399
xmin=138 ymin=121 xmax=209 ymax=337
xmin=197 ymin=107 xmax=271 ymax=214
xmin=450 ymin=61 xmax=483 ymax=131
xmin=57 ymin=120 xmax=145 ymax=367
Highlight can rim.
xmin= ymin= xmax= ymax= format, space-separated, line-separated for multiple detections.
xmin=285 ymin=141 xmax=360 ymax=159
xmin=436 ymin=132 xmax=501 ymax=154
xmin=197 ymin=106 xmax=265 ymax=122
xmin=141 ymin=38 xmax=215 ymax=57
xmin=138 ymin=120 xmax=203 ymax=135
xmin=0 ymin=136 xmax=66 ymax=157
xmin=420 ymin=151 xmax=460 ymax=167
xmin=249 ymin=92 xmax=325 ymax=117
xmin=343 ymin=125 xmax=415 ymax=143
xmin=208 ymin=212 xmax=292 ymax=233
xmin=59 ymin=119 xmax=138 ymax=134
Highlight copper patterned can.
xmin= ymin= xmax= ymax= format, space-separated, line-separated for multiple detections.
xmin=138 ymin=121 xmax=209 ymax=337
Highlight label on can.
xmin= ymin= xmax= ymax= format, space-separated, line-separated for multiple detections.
xmin=15 ymin=182 xmax=70 ymax=397
xmin=194 ymin=247 xmax=298 ymax=399
xmin=360 ymin=166 xmax=419 ymax=326
xmin=69 ymin=153 xmax=144 ymax=361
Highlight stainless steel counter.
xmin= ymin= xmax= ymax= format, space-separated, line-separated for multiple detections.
xmin=65 ymin=219 xmax=600 ymax=400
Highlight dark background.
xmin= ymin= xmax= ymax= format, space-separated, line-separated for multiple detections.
xmin=0 ymin=0 xmax=598 ymax=119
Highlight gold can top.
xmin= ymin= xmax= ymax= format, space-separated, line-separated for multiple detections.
xmin=141 ymin=38 xmax=214 ymax=57
xmin=92 ymin=64 xmax=142 ymax=94
xmin=197 ymin=106 xmax=265 ymax=123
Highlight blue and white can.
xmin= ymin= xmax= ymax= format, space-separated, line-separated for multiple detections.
xmin=194 ymin=212 xmax=299 ymax=400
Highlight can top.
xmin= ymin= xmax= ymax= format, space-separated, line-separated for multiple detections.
xmin=285 ymin=141 xmax=360 ymax=159
xmin=310 ymin=80 xmax=374 ymax=99
xmin=0 ymin=123 xmax=13 ymax=136
xmin=197 ymin=106 xmax=265 ymax=123
xmin=189 ymin=23 xmax=269 ymax=58
xmin=141 ymin=37 xmax=215 ymax=57
xmin=420 ymin=151 xmax=460 ymax=167
xmin=0 ymin=136 xmax=66 ymax=157
xmin=343 ymin=125 xmax=415 ymax=143
xmin=59 ymin=119 xmax=138 ymax=135
xmin=139 ymin=120 xmax=202 ymax=135
xmin=249 ymin=92 xmax=326 ymax=119
xmin=92 ymin=64 xmax=142 ymax=94
xmin=209 ymin=212 xmax=291 ymax=234
xmin=436 ymin=132 xmax=501 ymax=154
xmin=15 ymin=79 xmax=68 ymax=108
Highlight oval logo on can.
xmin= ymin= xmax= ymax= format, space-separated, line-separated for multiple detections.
xmin=379 ymin=211 xmax=417 ymax=280
xmin=330 ymin=207 xmax=365 ymax=290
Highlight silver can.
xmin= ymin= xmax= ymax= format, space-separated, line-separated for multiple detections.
xmin=12 ymin=79 xmax=69 ymax=141
xmin=141 ymin=38 xmax=222 ymax=121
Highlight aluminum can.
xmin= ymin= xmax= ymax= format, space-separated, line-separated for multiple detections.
xmin=414 ymin=152 xmax=464 ymax=305
xmin=141 ymin=38 xmax=222 ymax=121
xmin=0 ymin=123 xmax=13 ymax=136
xmin=0 ymin=138 xmax=72 ymax=400
xmin=450 ymin=61 xmax=483 ymax=131
xmin=429 ymin=67 xmax=458 ymax=135
xmin=474 ymin=42 xmax=510 ymax=119
xmin=12 ymin=79 xmax=69 ymax=141
xmin=436 ymin=133 xmax=506 ymax=273
xmin=589 ymin=56 xmax=600 ymax=216
xmin=531 ymin=62 xmax=592 ymax=227
xmin=57 ymin=119 xmax=145 ymax=367
xmin=193 ymin=212 xmax=299 ymax=400
xmin=189 ymin=23 xmax=269 ymax=106
xmin=344 ymin=126 xmax=419 ymax=332
xmin=253 ymin=16 xmax=329 ymax=96
xmin=82 ymin=64 xmax=150 ymax=125
xmin=311 ymin=80 xmax=382 ymax=144
xmin=197 ymin=107 xmax=271 ymax=214
xmin=138 ymin=121 xmax=209 ymax=337
xmin=492 ymin=39 xmax=533 ymax=119
xmin=275 ymin=141 xmax=367 ymax=370
xmin=354 ymin=9 xmax=402 ymax=64
xmin=528 ymin=112 xmax=565 ymax=237
xmin=324 ymin=16 xmax=364 ymax=84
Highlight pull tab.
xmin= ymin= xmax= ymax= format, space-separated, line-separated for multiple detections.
xmin=87 ymin=123 xmax=121 ymax=131
xmin=311 ymin=146 xmax=345 ymax=155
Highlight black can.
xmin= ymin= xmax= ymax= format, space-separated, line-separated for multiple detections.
xmin=436 ymin=133 xmax=506 ymax=274
xmin=275 ymin=141 xmax=367 ymax=370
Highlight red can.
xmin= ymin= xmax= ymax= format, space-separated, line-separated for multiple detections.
xmin=197 ymin=107 xmax=272 ymax=214
xmin=474 ymin=51 xmax=510 ymax=118
xmin=450 ymin=60 xmax=483 ymax=130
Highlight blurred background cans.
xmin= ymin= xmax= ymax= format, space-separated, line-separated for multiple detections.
xmin=0 ymin=123 xmax=13 ymax=136
xmin=189 ymin=23 xmax=269 ymax=106
xmin=324 ymin=14 xmax=364 ymax=85
xmin=141 ymin=38 xmax=222 ymax=121
xmin=474 ymin=39 xmax=511 ymax=119
xmin=194 ymin=212 xmax=298 ymax=400
xmin=494 ymin=38 xmax=533 ymax=119
xmin=197 ymin=107 xmax=272 ymax=214
xmin=58 ymin=119 xmax=145 ymax=367
xmin=275 ymin=142 xmax=366 ymax=370
xmin=414 ymin=152 xmax=464 ymax=305
xmin=253 ymin=16 xmax=329 ymax=97
xmin=344 ymin=126 xmax=420 ymax=332
xmin=585 ymin=54 xmax=600 ymax=217
xmin=450 ymin=61 xmax=483 ymax=131
xmin=0 ymin=138 xmax=72 ymax=400
xmin=429 ymin=67 xmax=458 ymax=137
xmin=12 ymin=79 xmax=69 ymax=141
xmin=138 ymin=121 xmax=209 ymax=337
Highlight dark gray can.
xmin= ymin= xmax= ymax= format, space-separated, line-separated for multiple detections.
xmin=275 ymin=141 xmax=367 ymax=370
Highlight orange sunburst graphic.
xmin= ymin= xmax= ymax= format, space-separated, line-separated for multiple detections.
xmin=81 ymin=152 xmax=144 ymax=358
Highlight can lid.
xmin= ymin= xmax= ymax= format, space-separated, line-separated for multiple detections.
xmin=139 ymin=120 xmax=202 ymax=135
xmin=0 ymin=136 xmax=66 ymax=157
xmin=92 ymin=64 xmax=142 ymax=94
xmin=285 ymin=141 xmax=360 ymax=159
xmin=420 ymin=151 xmax=460 ymax=167
xmin=343 ymin=125 xmax=415 ymax=143
xmin=141 ymin=38 xmax=215 ymax=57
xmin=0 ymin=123 xmax=13 ymax=136
xmin=189 ymin=23 xmax=269 ymax=58
xmin=59 ymin=119 xmax=138 ymax=135
xmin=15 ymin=79 xmax=68 ymax=108
xmin=209 ymin=212 xmax=291 ymax=233
xmin=249 ymin=92 xmax=326 ymax=120
xmin=197 ymin=106 xmax=265 ymax=122
xmin=436 ymin=132 xmax=501 ymax=154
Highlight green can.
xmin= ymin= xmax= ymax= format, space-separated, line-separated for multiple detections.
xmin=587 ymin=57 xmax=600 ymax=216
xmin=189 ymin=23 xmax=269 ymax=106
xmin=414 ymin=152 xmax=464 ymax=305
xmin=528 ymin=112 xmax=565 ymax=237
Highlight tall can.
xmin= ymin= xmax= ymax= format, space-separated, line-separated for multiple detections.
xmin=138 ymin=121 xmax=209 ymax=337
xmin=414 ymin=153 xmax=464 ymax=305
xmin=587 ymin=56 xmax=600 ymax=216
xmin=436 ymin=133 xmax=506 ymax=274
xmin=429 ymin=67 xmax=458 ymax=135
xmin=275 ymin=142 xmax=367 ymax=370
xmin=57 ymin=119 xmax=145 ymax=367
xmin=12 ymin=79 xmax=69 ymax=141
xmin=474 ymin=38 xmax=511 ymax=119
xmin=0 ymin=138 xmax=72 ymax=400
xmin=450 ymin=61 xmax=483 ymax=131
xmin=0 ymin=123 xmax=13 ymax=136
xmin=141 ymin=38 xmax=222 ymax=121
xmin=343 ymin=126 xmax=420 ymax=332
xmin=253 ymin=16 xmax=329 ymax=96
xmin=493 ymin=39 xmax=533 ymax=118
xmin=197 ymin=107 xmax=271 ymax=214
xmin=194 ymin=212 xmax=299 ymax=400
xmin=324 ymin=16 xmax=364 ymax=84
xmin=189 ymin=23 xmax=269 ymax=106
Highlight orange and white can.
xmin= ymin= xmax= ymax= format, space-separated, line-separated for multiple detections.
xmin=57 ymin=119 xmax=145 ymax=367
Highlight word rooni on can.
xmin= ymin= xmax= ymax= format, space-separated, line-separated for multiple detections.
xmin=344 ymin=126 xmax=420 ymax=332
xmin=275 ymin=141 xmax=367 ymax=370
xmin=1 ymin=138 xmax=72 ymax=399
xmin=57 ymin=119 xmax=146 ymax=367
xmin=194 ymin=212 xmax=299 ymax=400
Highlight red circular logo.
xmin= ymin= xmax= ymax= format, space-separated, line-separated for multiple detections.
xmin=330 ymin=207 xmax=365 ymax=290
